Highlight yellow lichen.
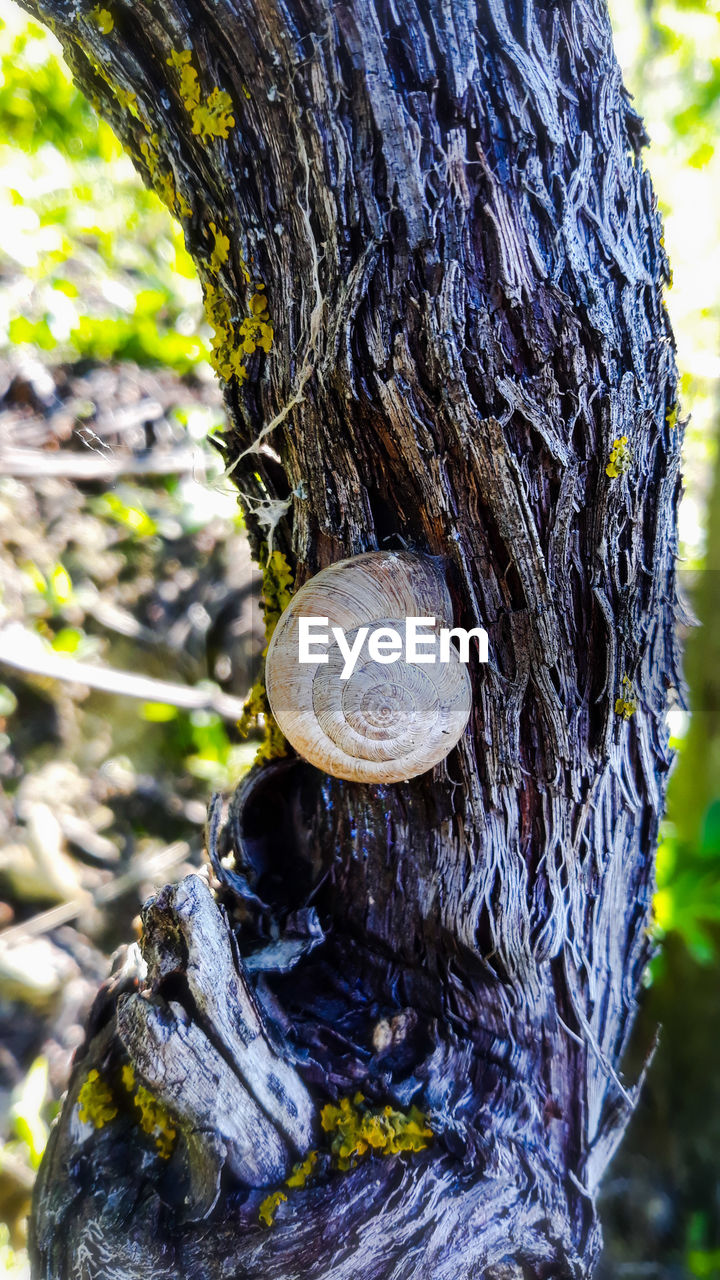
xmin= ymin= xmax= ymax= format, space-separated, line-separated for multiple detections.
xmin=320 ymin=1093 xmax=433 ymax=1172
xmin=606 ymin=435 xmax=632 ymax=479
xmin=155 ymin=169 xmax=192 ymax=220
xmin=203 ymin=281 xmax=243 ymax=382
xmin=285 ymin=1150 xmax=318 ymax=1188
xmin=167 ymin=48 xmax=193 ymax=71
xmin=239 ymin=289 xmax=274 ymax=355
xmin=178 ymin=60 xmax=201 ymax=113
xmin=258 ymin=1151 xmax=318 ymax=1226
xmin=91 ymin=6 xmax=114 ymax=33
xmin=89 ymin=58 xmax=140 ymax=121
xmin=192 ymin=87 xmax=235 ymax=141
xmin=167 ymin=48 xmax=235 ymax=142
xmin=167 ymin=49 xmax=199 ymax=111
xmin=258 ymin=1189 xmax=287 ymax=1228
xmin=115 ymin=86 xmax=138 ymax=115
xmin=209 ymin=222 xmax=230 ymax=272
xmin=77 ymin=1069 xmax=118 ymax=1130
xmin=121 ymin=1062 xmax=177 ymax=1159
xmin=136 ymin=131 xmax=191 ymax=221
xmin=139 ymin=133 xmax=159 ymax=168
xmin=666 ymin=403 xmax=679 ymax=431
xmin=202 ymin=279 xmax=273 ymax=384
xmin=238 ymin=549 xmax=293 ymax=760
xmin=615 ymin=674 xmax=637 ymax=721
xmin=133 ymin=1085 xmax=176 ymax=1158
xmin=258 ymin=1097 xmax=430 ymax=1226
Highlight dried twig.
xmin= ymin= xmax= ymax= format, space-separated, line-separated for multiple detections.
xmin=0 ymin=624 xmax=247 ymax=721
xmin=0 ymin=446 xmax=206 ymax=480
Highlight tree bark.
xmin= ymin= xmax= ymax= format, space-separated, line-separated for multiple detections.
xmin=20 ymin=0 xmax=683 ymax=1276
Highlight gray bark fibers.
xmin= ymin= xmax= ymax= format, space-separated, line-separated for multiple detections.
xmin=19 ymin=0 xmax=682 ymax=1276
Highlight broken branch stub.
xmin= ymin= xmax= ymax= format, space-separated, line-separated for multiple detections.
xmin=116 ymin=875 xmax=316 ymax=1211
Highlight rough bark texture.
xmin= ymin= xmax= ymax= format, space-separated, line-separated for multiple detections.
xmin=21 ymin=0 xmax=683 ymax=1276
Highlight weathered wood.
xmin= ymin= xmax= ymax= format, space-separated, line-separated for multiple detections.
xmin=21 ymin=0 xmax=682 ymax=1276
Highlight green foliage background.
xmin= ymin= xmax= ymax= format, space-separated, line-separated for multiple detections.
xmin=0 ymin=5 xmax=204 ymax=372
xmin=0 ymin=0 xmax=256 ymax=794
xmin=0 ymin=0 xmax=720 ymax=1275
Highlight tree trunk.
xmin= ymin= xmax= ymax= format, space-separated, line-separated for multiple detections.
xmin=20 ymin=0 xmax=682 ymax=1276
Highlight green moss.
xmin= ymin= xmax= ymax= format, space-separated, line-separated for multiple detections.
xmin=238 ymin=549 xmax=294 ymax=761
xmin=259 ymin=548 xmax=294 ymax=632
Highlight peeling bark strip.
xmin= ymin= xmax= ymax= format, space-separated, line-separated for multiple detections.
xmin=23 ymin=0 xmax=682 ymax=1276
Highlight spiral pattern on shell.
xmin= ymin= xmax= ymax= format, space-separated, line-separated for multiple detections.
xmin=265 ymin=551 xmax=473 ymax=783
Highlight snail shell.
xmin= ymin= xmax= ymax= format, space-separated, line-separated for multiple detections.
xmin=265 ymin=551 xmax=473 ymax=783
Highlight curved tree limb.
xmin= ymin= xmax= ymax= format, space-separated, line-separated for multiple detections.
xmin=20 ymin=0 xmax=682 ymax=1275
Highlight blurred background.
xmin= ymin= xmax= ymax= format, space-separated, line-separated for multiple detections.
xmin=0 ymin=0 xmax=717 ymax=1275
